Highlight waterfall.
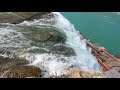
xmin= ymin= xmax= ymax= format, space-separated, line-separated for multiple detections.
xmin=0 ymin=12 xmax=102 ymax=77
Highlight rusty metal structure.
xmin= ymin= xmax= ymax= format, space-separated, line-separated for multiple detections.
xmin=77 ymin=31 xmax=120 ymax=72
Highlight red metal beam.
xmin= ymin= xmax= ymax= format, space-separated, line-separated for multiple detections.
xmin=97 ymin=57 xmax=110 ymax=71
xmin=86 ymin=41 xmax=110 ymax=72
xmin=86 ymin=41 xmax=101 ymax=52
xmin=78 ymin=33 xmax=120 ymax=72
xmin=101 ymin=49 xmax=120 ymax=63
xmin=86 ymin=40 xmax=120 ymax=63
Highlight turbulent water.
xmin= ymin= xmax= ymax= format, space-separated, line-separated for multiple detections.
xmin=0 ymin=12 xmax=102 ymax=77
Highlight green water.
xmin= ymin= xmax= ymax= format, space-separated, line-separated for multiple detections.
xmin=61 ymin=12 xmax=120 ymax=57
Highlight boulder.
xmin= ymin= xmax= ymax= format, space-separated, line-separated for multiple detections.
xmin=0 ymin=12 xmax=51 ymax=24
xmin=62 ymin=67 xmax=106 ymax=78
xmin=46 ymin=45 xmax=76 ymax=56
xmin=0 ymin=49 xmax=28 ymax=66
xmin=22 ymin=27 xmax=66 ymax=43
xmin=0 ymin=65 xmax=41 ymax=78
xmin=103 ymin=69 xmax=120 ymax=78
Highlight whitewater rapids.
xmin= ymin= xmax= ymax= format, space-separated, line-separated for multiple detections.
xmin=0 ymin=12 xmax=102 ymax=77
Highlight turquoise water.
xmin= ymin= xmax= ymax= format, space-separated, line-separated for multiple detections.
xmin=61 ymin=12 xmax=120 ymax=57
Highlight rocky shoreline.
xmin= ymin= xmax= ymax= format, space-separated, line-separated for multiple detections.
xmin=78 ymin=32 xmax=120 ymax=78
xmin=0 ymin=12 xmax=120 ymax=78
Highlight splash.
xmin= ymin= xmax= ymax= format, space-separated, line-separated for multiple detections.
xmin=52 ymin=12 xmax=102 ymax=71
xmin=21 ymin=12 xmax=102 ymax=77
xmin=0 ymin=12 xmax=102 ymax=77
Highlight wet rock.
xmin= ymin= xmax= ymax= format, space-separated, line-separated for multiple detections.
xmin=0 ymin=12 xmax=24 ymax=24
xmin=67 ymin=73 xmax=81 ymax=78
xmin=0 ymin=65 xmax=41 ymax=78
xmin=107 ymin=60 xmax=120 ymax=67
xmin=33 ymin=31 xmax=59 ymax=42
xmin=22 ymin=27 xmax=66 ymax=43
xmin=0 ymin=12 xmax=51 ymax=24
xmin=103 ymin=69 xmax=120 ymax=78
xmin=62 ymin=67 xmax=81 ymax=78
xmin=26 ymin=42 xmax=76 ymax=56
xmin=0 ymin=57 xmax=28 ymax=66
xmin=62 ymin=67 xmax=106 ymax=78
xmin=0 ymin=49 xmax=28 ymax=65
xmin=26 ymin=12 xmax=54 ymax=21
xmin=48 ymin=45 xmax=76 ymax=56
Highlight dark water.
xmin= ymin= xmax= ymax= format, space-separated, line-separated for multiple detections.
xmin=61 ymin=12 xmax=120 ymax=57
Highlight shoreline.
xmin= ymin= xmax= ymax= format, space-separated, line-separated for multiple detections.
xmin=77 ymin=30 xmax=120 ymax=77
xmin=0 ymin=12 xmax=120 ymax=78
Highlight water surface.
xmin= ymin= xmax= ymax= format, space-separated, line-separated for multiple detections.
xmin=61 ymin=12 xmax=120 ymax=57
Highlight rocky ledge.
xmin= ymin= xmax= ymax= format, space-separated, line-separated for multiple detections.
xmin=0 ymin=12 xmax=52 ymax=24
xmin=1 ymin=12 xmax=119 ymax=78
xmin=0 ymin=65 xmax=41 ymax=78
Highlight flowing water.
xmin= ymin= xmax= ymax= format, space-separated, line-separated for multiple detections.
xmin=0 ymin=12 xmax=102 ymax=77
xmin=61 ymin=12 xmax=120 ymax=57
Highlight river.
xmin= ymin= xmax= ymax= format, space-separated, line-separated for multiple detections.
xmin=61 ymin=12 xmax=120 ymax=57
xmin=0 ymin=12 xmax=102 ymax=77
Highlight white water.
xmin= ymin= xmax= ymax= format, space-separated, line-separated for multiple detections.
xmin=20 ymin=12 xmax=102 ymax=77
xmin=0 ymin=12 xmax=102 ymax=77
xmin=52 ymin=12 xmax=102 ymax=71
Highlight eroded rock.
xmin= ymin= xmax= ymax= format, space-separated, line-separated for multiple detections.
xmin=0 ymin=12 xmax=51 ymax=24
xmin=62 ymin=67 xmax=106 ymax=78
xmin=0 ymin=65 xmax=41 ymax=78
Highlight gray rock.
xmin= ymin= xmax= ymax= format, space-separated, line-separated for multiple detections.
xmin=104 ymin=69 xmax=120 ymax=78
xmin=0 ymin=12 xmax=51 ymax=24
xmin=0 ymin=49 xmax=28 ymax=65
xmin=22 ymin=27 xmax=66 ymax=43
xmin=48 ymin=45 xmax=76 ymax=56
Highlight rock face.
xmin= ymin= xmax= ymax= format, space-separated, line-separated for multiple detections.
xmin=103 ymin=69 xmax=120 ymax=78
xmin=0 ymin=65 xmax=41 ymax=78
xmin=48 ymin=45 xmax=76 ymax=56
xmin=23 ymin=27 xmax=66 ymax=43
xmin=0 ymin=49 xmax=29 ymax=65
xmin=0 ymin=12 xmax=51 ymax=24
xmin=0 ymin=12 xmax=76 ymax=78
xmin=21 ymin=26 xmax=75 ymax=56
xmin=0 ymin=50 xmax=41 ymax=78
xmin=0 ymin=53 xmax=41 ymax=78
xmin=62 ymin=67 xmax=106 ymax=78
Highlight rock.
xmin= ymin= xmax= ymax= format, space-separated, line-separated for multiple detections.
xmin=62 ymin=67 xmax=81 ymax=78
xmin=0 ymin=65 xmax=41 ymax=78
xmin=66 ymin=72 xmax=81 ymax=78
xmin=62 ymin=66 xmax=106 ymax=78
xmin=33 ymin=31 xmax=59 ymax=42
xmin=48 ymin=45 xmax=76 ymax=56
xmin=0 ymin=12 xmax=24 ymax=24
xmin=0 ymin=50 xmax=28 ymax=66
xmin=22 ymin=27 xmax=66 ymax=43
xmin=0 ymin=56 xmax=28 ymax=66
xmin=28 ymin=40 xmax=76 ymax=56
xmin=107 ymin=60 xmax=120 ymax=67
xmin=80 ymin=71 xmax=93 ymax=78
xmin=103 ymin=69 xmax=120 ymax=78
xmin=111 ymin=67 xmax=120 ymax=73
xmin=0 ymin=12 xmax=51 ymax=24
xmin=26 ymin=12 xmax=54 ymax=21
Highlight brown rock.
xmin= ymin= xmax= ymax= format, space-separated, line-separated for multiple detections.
xmin=62 ymin=66 xmax=105 ymax=78
xmin=0 ymin=65 xmax=41 ymax=78
xmin=80 ymin=71 xmax=93 ymax=78
xmin=80 ymin=71 xmax=106 ymax=78
xmin=66 ymin=72 xmax=81 ymax=78
xmin=0 ymin=12 xmax=51 ymax=24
